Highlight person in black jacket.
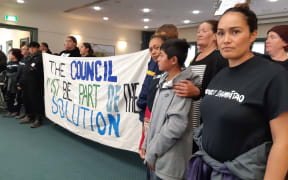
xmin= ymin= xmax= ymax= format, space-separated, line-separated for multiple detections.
xmin=14 ymin=45 xmax=30 ymax=119
xmin=3 ymin=49 xmax=22 ymax=117
xmin=0 ymin=50 xmax=7 ymax=111
xmin=19 ymin=42 xmax=44 ymax=128
xmin=59 ymin=36 xmax=81 ymax=57
xmin=0 ymin=50 xmax=7 ymax=73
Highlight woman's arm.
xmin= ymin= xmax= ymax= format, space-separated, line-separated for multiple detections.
xmin=265 ymin=112 xmax=288 ymax=180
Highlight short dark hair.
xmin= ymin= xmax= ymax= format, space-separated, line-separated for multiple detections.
xmin=67 ymin=36 xmax=77 ymax=44
xmin=222 ymin=2 xmax=257 ymax=33
xmin=8 ymin=48 xmax=23 ymax=61
xmin=160 ymin=39 xmax=190 ymax=67
xmin=28 ymin=41 xmax=40 ymax=48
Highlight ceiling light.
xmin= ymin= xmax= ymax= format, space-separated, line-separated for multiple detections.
xmin=192 ymin=10 xmax=200 ymax=14
xmin=144 ymin=26 xmax=149 ymax=29
xmin=142 ymin=8 xmax=151 ymax=13
xmin=93 ymin=6 xmax=101 ymax=11
xmin=17 ymin=0 xmax=24 ymax=3
xmin=214 ymin=0 xmax=246 ymax=16
xmin=268 ymin=0 xmax=278 ymax=2
xmin=103 ymin=17 xmax=109 ymax=21
xmin=143 ymin=18 xmax=150 ymax=22
xmin=183 ymin=20 xmax=191 ymax=24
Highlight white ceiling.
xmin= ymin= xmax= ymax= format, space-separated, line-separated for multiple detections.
xmin=2 ymin=0 xmax=288 ymax=30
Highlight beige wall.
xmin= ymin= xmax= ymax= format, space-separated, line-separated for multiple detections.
xmin=179 ymin=22 xmax=288 ymax=43
xmin=0 ymin=7 xmax=142 ymax=55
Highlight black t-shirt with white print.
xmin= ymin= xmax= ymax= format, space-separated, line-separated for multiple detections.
xmin=201 ymin=55 xmax=288 ymax=162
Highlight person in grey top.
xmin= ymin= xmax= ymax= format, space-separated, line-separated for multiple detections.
xmin=141 ymin=39 xmax=200 ymax=180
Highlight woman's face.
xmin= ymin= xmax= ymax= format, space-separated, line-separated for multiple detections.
xmin=217 ymin=12 xmax=257 ymax=61
xmin=197 ymin=22 xmax=216 ymax=47
xmin=39 ymin=44 xmax=47 ymax=52
xmin=149 ymin=37 xmax=163 ymax=61
xmin=9 ymin=52 xmax=17 ymax=62
xmin=79 ymin=44 xmax=88 ymax=56
xmin=266 ymin=31 xmax=288 ymax=56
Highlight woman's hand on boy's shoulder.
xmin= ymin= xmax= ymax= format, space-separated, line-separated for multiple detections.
xmin=173 ymin=80 xmax=200 ymax=98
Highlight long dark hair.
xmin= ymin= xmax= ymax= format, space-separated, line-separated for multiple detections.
xmin=41 ymin=42 xmax=52 ymax=54
xmin=83 ymin=42 xmax=94 ymax=55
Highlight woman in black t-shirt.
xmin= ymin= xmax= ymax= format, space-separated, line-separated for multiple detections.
xmin=173 ymin=20 xmax=227 ymax=141
xmin=187 ymin=3 xmax=288 ymax=180
xmin=266 ymin=25 xmax=288 ymax=70
xmin=174 ymin=20 xmax=227 ymax=98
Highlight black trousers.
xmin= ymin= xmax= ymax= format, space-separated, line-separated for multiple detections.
xmin=6 ymin=92 xmax=21 ymax=113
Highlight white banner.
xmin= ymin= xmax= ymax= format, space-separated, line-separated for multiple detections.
xmin=43 ymin=49 xmax=150 ymax=152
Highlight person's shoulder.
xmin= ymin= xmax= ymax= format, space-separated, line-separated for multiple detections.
xmin=252 ymin=55 xmax=286 ymax=76
xmin=71 ymin=48 xmax=81 ymax=57
xmin=158 ymin=72 xmax=168 ymax=83
xmin=200 ymin=50 xmax=228 ymax=66
xmin=253 ymin=55 xmax=282 ymax=67
xmin=35 ymin=51 xmax=43 ymax=58
xmin=59 ymin=50 xmax=66 ymax=55
xmin=210 ymin=50 xmax=222 ymax=58
xmin=174 ymin=68 xmax=199 ymax=82
xmin=213 ymin=50 xmax=228 ymax=63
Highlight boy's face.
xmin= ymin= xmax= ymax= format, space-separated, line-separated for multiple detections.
xmin=29 ymin=47 xmax=39 ymax=55
xmin=157 ymin=50 xmax=174 ymax=72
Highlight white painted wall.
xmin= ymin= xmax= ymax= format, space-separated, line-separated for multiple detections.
xmin=0 ymin=7 xmax=142 ymax=55
xmin=0 ymin=28 xmax=30 ymax=55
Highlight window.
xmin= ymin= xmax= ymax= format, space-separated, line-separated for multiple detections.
xmin=185 ymin=43 xmax=197 ymax=67
xmin=252 ymin=40 xmax=266 ymax=54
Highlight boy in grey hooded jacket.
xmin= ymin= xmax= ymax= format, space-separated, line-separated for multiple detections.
xmin=141 ymin=39 xmax=200 ymax=180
